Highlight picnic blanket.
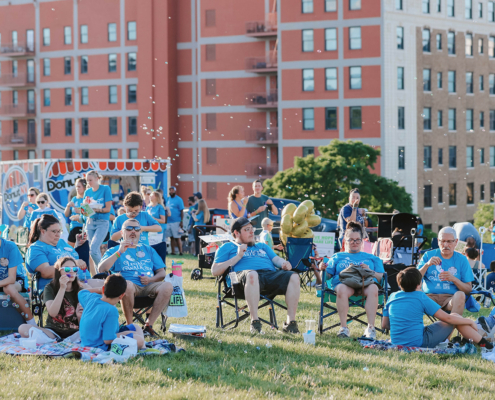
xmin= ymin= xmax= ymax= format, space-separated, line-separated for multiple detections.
xmin=0 ymin=333 xmax=184 ymax=363
xmin=358 ymin=338 xmax=466 ymax=355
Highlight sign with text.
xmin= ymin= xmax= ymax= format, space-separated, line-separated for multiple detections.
xmin=313 ymin=232 xmax=335 ymax=258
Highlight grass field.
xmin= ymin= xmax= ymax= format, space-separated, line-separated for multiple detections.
xmin=1 ymin=254 xmax=495 ymax=399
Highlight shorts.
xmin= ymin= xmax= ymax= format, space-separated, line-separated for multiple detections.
xmin=68 ymin=226 xmax=82 ymax=243
xmin=104 ymin=231 xmax=110 ymax=243
xmin=421 ymin=321 xmax=454 ymax=348
xmin=166 ymin=222 xmax=181 ymax=239
xmin=234 ymin=269 xmax=295 ymax=297
xmin=118 ymin=324 xmax=137 ymax=334
xmin=130 ymin=281 xmax=164 ymax=298
xmin=427 ymin=293 xmax=454 ymax=310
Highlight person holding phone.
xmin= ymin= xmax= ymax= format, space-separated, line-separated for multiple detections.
xmin=65 ymin=178 xmax=87 ymax=247
xmin=17 ymin=187 xmax=40 ymax=231
xmin=337 ymin=188 xmax=367 ymax=248
xmin=246 ymin=180 xmax=278 ymax=235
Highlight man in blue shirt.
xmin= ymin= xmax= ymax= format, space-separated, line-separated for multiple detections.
xmin=166 ymin=186 xmax=185 ymax=255
xmin=99 ymin=218 xmax=172 ymax=338
xmin=212 ymin=217 xmax=300 ymax=334
xmin=417 ymin=227 xmax=474 ymax=315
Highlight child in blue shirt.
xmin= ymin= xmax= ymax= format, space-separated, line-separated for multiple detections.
xmin=383 ymin=267 xmax=492 ymax=349
xmin=79 ymin=274 xmax=145 ymax=350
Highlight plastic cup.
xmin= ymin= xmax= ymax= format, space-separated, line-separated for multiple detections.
xmin=305 ymin=320 xmax=316 ymax=334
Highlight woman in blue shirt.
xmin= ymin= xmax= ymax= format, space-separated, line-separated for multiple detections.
xmin=64 ymin=177 xmax=86 ymax=247
xmin=83 ymin=171 xmax=112 ymax=265
xmin=147 ymin=191 xmax=167 ymax=242
xmin=17 ymin=187 xmax=40 ymax=230
xmin=320 ymin=221 xmax=384 ymax=340
xmin=192 ymin=199 xmax=210 ymax=256
xmin=29 ymin=193 xmax=59 ymax=224
xmin=228 ymin=185 xmax=248 ymax=218
xmin=337 ymin=188 xmax=367 ymax=248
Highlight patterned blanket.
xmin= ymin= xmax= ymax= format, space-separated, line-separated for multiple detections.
xmin=0 ymin=334 xmax=184 ymax=363
xmin=358 ymin=339 xmax=466 ymax=355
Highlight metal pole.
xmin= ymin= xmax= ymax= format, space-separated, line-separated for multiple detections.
xmin=480 ymin=226 xmax=486 ymax=289
xmin=410 ymin=228 xmax=416 ymax=266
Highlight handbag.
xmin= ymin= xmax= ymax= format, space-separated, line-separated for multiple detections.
xmin=338 ymin=263 xmax=380 ymax=294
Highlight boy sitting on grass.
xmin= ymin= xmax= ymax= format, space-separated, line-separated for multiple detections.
xmin=382 ymin=267 xmax=493 ymax=349
xmin=78 ymin=274 xmax=145 ymax=350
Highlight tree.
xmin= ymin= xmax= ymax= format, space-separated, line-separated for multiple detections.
xmin=474 ymin=203 xmax=494 ymax=243
xmin=263 ymin=140 xmax=412 ymax=220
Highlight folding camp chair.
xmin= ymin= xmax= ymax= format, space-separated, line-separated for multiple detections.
xmin=191 ymin=225 xmax=226 ymax=280
xmin=31 ymin=272 xmax=45 ymax=327
xmin=283 ymin=237 xmax=315 ymax=290
xmin=391 ymin=213 xmax=427 ymax=266
xmin=317 ymin=269 xmax=388 ymax=335
xmin=216 ymin=267 xmax=288 ymax=330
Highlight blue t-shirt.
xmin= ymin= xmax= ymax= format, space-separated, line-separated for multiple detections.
xmin=167 ymin=196 xmax=184 ymax=223
xmin=383 ymin=290 xmax=441 ymax=347
xmin=146 ymin=204 xmax=166 ymax=233
xmin=30 ymin=208 xmax=59 ymax=223
xmin=326 ymin=251 xmax=384 ymax=289
xmin=491 ymin=226 xmax=495 ymax=244
xmin=101 ymin=244 xmax=166 ymax=286
xmin=417 ymin=249 xmax=474 ymax=295
xmin=25 ymin=239 xmax=86 ymax=291
xmin=338 ymin=204 xmax=366 ymax=238
xmin=214 ymin=242 xmax=277 ymax=273
xmin=78 ymin=290 xmax=120 ymax=349
xmin=0 ymin=238 xmax=24 ymax=282
xmin=69 ymin=197 xmax=84 ymax=230
xmin=111 ymin=212 xmax=160 ymax=246
xmin=23 ymin=203 xmax=39 ymax=228
xmin=83 ymin=185 xmax=112 ymax=221
xmin=194 ymin=211 xmax=205 ymax=226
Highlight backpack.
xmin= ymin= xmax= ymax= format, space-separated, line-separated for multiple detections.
xmin=338 ymin=263 xmax=380 ymax=292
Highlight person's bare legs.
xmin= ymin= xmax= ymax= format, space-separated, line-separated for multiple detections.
xmin=244 ymin=271 xmax=260 ymax=321
xmin=121 ymin=281 xmax=136 ymax=325
xmin=117 ymin=325 xmax=145 ymax=349
xmin=18 ymin=324 xmax=57 ymax=339
xmin=176 ymin=237 xmax=183 ymax=254
xmin=446 ymin=291 xmax=466 ymax=315
xmin=336 ymin=284 xmax=354 ymax=327
xmin=170 ymin=238 xmax=177 ymax=254
xmin=449 ymin=313 xmax=483 ymax=343
xmin=146 ymin=282 xmax=173 ymax=326
xmin=285 ymin=273 xmax=300 ymax=322
xmin=363 ymin=284 xmax=379 ymax=327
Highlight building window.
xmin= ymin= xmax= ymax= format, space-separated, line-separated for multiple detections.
xmin=81 ymin=56 xmax=88 ymax=74
xmin=448 ymin=0 xmax=455 ymax=16
xmin=43 ymin=28 xmax=50 ymax=46
xmin=325 ymin=107 xmax=337 ymax=130
xmin=303 ymin=108 xmax=314 ymax=130
xmin=349 ymin=66 xmax=362 ymax=89
xmin=325 ymin=68 xmax=337 ymax=90
xmin=44 ymin=119 xmax=50 ymax=136
xmin=13 ymin=90 xmax=18 ymax=105
xmin=349 ymin=0 xmax=361 ymax=10
xmin=480 ymin=147 xmax=485 ymax=164
xmin=127 ymin=21 xmax=136 ymax=40
xmin=480 ymin=184 xmax=485 ymax=201
xmin=465 ymin=33 xmax=473 ymax=55
xmin=449 ymin=183 xmax=457 ymax=206
xmin=423 ymin=107 xmax=432 ymax=130
xmin=109 ymin=117 xmax=118 ymax=135
xmin=490 ymin=37 xmax=495 ymax=57
xmin=44 ymin=150 xmax=51 ymax=158
xmin=64 ymin=57 xmax=71 ymax=74
xmin=398 ymin=146 xmax=405 ymax=169
xmin=110 ymin=149 xmax=118 ymax=159
xmin=436 ymin=33 xmax=442 ymax=50
xmin=396 ymin=0 xmax=403 ymax=10
xmin=302 ymin=29 xmax=314 ymax=52
xmin=65 ymin=118 xmax=72 ymax=136
xmin=207 ymin=182 xmax=217 ymax=200
xmin=325 ymin=0 xmax=337 ymax=11
xmin=128 ymin=52 xmax=137 ymax=71
xmin=303 ymin=147 xmax=315 ymax=157
xmin=80 ymin=25 xmax=88 ymax=44
xmin=438 ymin=186 xmax=443 ymax=203
xmin=205 ymin=10 xmax=216 ymax=27
xmin=205 ymin=44 xmax=216 ymax=61
xmin=302 ymin=0 xmax=313 ymax=13
xmin=43 ymin=89 xmax=50 ymax=107
xmin=424 ymin=185 xmax=432 ymax=208
xmin=109 ymin=86 xmax=118 ymax=104
xmin=27 ymin=150 xmax=35 ymax=159
xmin=81 ymin=87 xmax=89 ymax=105
xmin=128 ymin=85 xmax=137 ymax=103
xmin=423 ymin=29 xmax=431 ymax=52
xmin=398 ymin=106 xmax=405 ymax=129
xmin=64 ymin=26 xmax=72 ymax=45
xmin=423 ymin=0 xmax=430 ymax=13
xmin=65 ymin=88 xmax=72 ymax=106
xmin=466 ymin=0 xmax=473 ymax=18
xmin=424 ymin=146 xmax=432 ymax=169
xmin=480 ymin=75 xmax=484 ymax=91
xmin=481 ymin=111 xmax=485 ymax=128
xmin=81 ymin=118 xmax=88 ymax=136
xmin=467 ymin=146 xmax=474 ymax=167
xmin=206 ymin=79 xmax=216 ymax=95
xmin=479 ymin=38 xmax=484 ymax=54
xmin=448 ymin=108 xmax=456 ymax=130
xmin=491 ymin=110 xmax=495 ymax=130
xmin=325 ymin=28 xmax=337 ymax=51
xmin=490 ymin=74 xmax=495 ymax=94
xmin=43 ymin=59 xmax=50 ymax=76
xmin=206 ymin=148 xmax=217 ymax=164
xmin=302 ymin=69 xmax=314 ymax=91
xmin=448 ymin=31 xmax=456 ymax=54
xmin=438 ymin=110 xmax=443 ymax=127
xmin=423 ymin=69 xmax=431 ymax=91
xmin=397 ymin=67 xmax=404 ymax=89
xmin=350 ymin=106 xmax=362 ymax=129
xmin=108 ymin=54 xmax=117 ymax=72
xmin=349 ymin=27 xmax=361 ymax=49
xmin=437 ymin=72 xmax=443 ymax=89
xmin=449 ymin=145 xmax=457 ymax=168
xmin=480 ymin=2 xmax=484 ymax=18
xmin=491 ymin=146 xmax=495 ymax=166
xmin=206 ymin=113 xmax=216 ymax=130
xmin=490 ymin=1 xmax=495 ymax=21
xmin=108 ymin=23 xmax=117 ymax=42
xmin=448 ymin=70 xmax=456 ymax=92
xmin=128 ymin=117 xmax=137 ymax=135
xmin=466 ymin=109 xmax=474 ymax=130
xmin=129 ymin=149 xmax=138 ymax=159
xmin=438 ymin=148 xmax=444 ymax=165
xmin=397 ymin=27 xmax=404 ymax=49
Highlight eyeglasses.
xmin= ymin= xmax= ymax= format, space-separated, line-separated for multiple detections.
xmin=126 ymin=210 xmax=140 ymax=215
xmin=37 ymin=200 xmax=46 ymax=205
xmin=63 ymin=267 xmax=79 ymax=273
xmin=347 ymin=239 xmax=362 ymax=244
xmin=241 ymin=227 xmax=255 ymax=233
xmin=28 ymin=194 xmax=36 ymax=197
xmin=48 ymin=229 xmax=63 ymax=235
xmin=125 ymin=226 xmax=142 ymax=232
xmin=440 ymin=240 xmax=456 ymax=244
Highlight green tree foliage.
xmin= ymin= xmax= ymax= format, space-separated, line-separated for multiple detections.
xmin=263 ymin=140 xmax=413 ymax=220
xmin=474 ymin=203 xmax=494 ymax=243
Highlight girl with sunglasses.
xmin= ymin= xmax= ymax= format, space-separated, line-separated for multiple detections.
xmin=65 ymin=178 xmax=87 ymax=247
xmin=28 ymin=193 xmax=58 ymax=225
xmin=17 ymin=187 xmax=40 ymax=230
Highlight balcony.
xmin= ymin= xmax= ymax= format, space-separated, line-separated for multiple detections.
xmin=0 ymin=43 xmax=35 ymax=57
xmin=245 ymin=90 xmax=278 ymax=109
xmin=246 ymin=163 xmax=278 ymax=179
xmin=0 ymin=104 xmax=36 ymax=118
xmin=246 ymin=128 xmax=278 ymax=145
xmin=0 ymin=73 xmax=35 ymax=87
xmin=0 ymin=132 xmax=36 ymax=147
xmin=245 ymin=13 xmax=277 ymax=38
xmin=245 ymin=50 xmax=278 ymax=74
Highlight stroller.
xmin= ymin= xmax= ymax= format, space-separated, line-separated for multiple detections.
xmin=190 ymin=225 xmax=229 ymax=280
xmin=390 ymin=213 xmax=427 ymax=266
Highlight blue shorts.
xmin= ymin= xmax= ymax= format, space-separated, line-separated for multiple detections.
xmin=117 ymin=324 xmax=136 ymax=338
xmin=421 ymin=321 xmax=454 ymax=348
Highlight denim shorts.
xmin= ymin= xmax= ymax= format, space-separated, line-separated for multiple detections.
xmin=421 ymin=321 xmax=454 ymax=348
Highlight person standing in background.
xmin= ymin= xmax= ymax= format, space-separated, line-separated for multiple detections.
xmin=191 ymin=199 xmax=210 ymax=256
xmin=65 ymin=178 xmax=86 ymax=247
xmin=166 ymin=186 xmax=185 ymax=255
xmin=17 ymin=187 xmax=40 ymax=232
xmin=228 ymin=185 xmax=248 ymax=218
xmin=337 ymin=188 xmax=366 ymax=248
xmin=246 ymin=180 xmax=278 ymax=235
xmin=147 ymin=191 xmax=167 ymax=243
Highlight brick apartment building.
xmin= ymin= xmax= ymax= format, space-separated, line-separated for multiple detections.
xmin=1 ymin=0 xmax=494 ymax=230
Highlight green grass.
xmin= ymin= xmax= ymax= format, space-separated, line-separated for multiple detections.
xmin=1 ymin=255 xmax=495 ymax=399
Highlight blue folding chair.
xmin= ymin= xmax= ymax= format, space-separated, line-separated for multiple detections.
xmin=284 ymin=237 xmax=314 ymax=289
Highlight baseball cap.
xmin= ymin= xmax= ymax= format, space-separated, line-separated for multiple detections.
xmin=231 ymin=217 xmax=252 ymax=233
xmin=193 ymin=192 xmax=203 ymax=199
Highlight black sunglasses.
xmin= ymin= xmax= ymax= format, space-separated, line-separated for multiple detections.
xmin=125 ymin=226 xmax=142 ymax=232
xmin=37 ymin=200 xmax=46 ymax=205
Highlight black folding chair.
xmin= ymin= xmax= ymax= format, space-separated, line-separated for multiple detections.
xmin=31 ymin=272 xmax=45 ymax=327
xmin=191 ymin=225 xmax=226 ymax=280
xmin=390 ymin=213 xmax=427 ymax=265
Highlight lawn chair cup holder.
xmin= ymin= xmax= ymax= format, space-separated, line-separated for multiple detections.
xmin=191 ymin=225 xmax=228 ymax=280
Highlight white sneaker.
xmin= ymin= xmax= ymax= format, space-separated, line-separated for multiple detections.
xmin=337 ymin=326 xmax=350 ymax=338
xmin=364 ymin=326 xmax=376 ymax=340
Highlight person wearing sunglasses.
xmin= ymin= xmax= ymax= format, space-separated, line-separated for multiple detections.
xmin=28 ymin=193 xmax=59 ymax=224
xmin=17 ymin=187 xmax=40 ymax=231
xmin=65 ymin=178 xmax=87 ymax=247
xmin=111 ymin=192 xmax=161 ymax=246
xmin=318 ymin=221 xmax=384 ymax=340
xmin=99 ymin=218 xmax=172 ymax=338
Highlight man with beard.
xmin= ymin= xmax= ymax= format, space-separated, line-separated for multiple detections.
xmin=166 ymin=186 xmax=185 ymax=255
xmin=98 ymin=219 xmax=173 ymax=338
xmin=212 ymin=217 xmax=301 ymax=334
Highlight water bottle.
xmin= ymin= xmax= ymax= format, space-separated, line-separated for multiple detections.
xmin=485 ymin=288 xmax=494 ymax=308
